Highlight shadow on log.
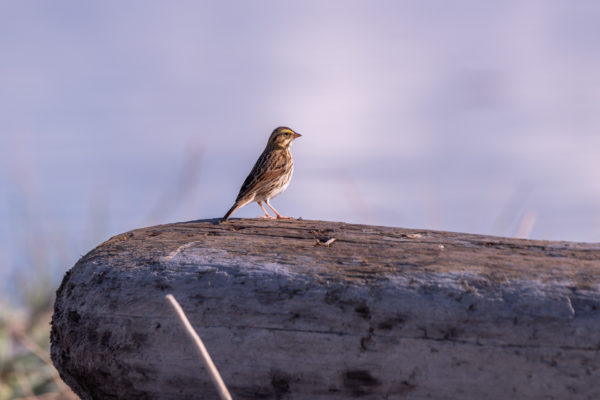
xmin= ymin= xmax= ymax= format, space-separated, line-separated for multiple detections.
xmin=51 ymin=219 xmax=600 ymax=400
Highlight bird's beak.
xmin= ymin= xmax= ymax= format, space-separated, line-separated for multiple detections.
xmin=293 ymin=132 xmax=302 ymax=139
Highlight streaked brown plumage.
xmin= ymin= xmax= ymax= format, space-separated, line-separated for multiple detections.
xmin=221 ymin=126 xmax=302 ymax=221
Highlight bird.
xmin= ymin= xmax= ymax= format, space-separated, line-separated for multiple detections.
xmin=222 ymin=126 xmax=301 ymax=222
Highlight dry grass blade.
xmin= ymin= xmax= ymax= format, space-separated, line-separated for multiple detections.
xmin=10 ymin=326 xmax=53 ymax=366
xmin=8 ymin=320 xmax=78 ymax=399
xmin=165 ymin=294 xmax=233 ymax=400
xmin=15 ymin=361 xmax=35 ymax=398
xmin=515 ymin=211 xmax=536 ymax=239
xmin=314 ymin=238 xmax=336 ymax=247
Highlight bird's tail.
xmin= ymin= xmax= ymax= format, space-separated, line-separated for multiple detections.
xmin=221 ymin=203 xmax=241 ymax=222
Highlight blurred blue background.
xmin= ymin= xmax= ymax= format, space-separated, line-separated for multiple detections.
xmin=2 ymin=1 xmax=600 ymax=299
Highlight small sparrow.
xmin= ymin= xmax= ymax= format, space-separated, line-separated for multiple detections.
xmin=222 ymin=126 xmax=302 ymax=221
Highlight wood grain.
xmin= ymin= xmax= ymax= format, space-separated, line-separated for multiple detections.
xmin=50 ymin=218 xmax=600 ymax=399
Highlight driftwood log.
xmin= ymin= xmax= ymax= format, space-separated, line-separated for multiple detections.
xmin=51 ymin=219 xmax=600 ymax=400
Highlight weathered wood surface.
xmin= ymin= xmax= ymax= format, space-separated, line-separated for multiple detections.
xmin=51 ymin=219 xmax=600 ymax=400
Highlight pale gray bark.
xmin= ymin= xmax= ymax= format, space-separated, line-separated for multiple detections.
xmin=51 ymin=218 xmax=600 ymax=399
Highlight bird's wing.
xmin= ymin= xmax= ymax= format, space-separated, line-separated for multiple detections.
xmin=235 ymin=149 xmax=289 ymax=202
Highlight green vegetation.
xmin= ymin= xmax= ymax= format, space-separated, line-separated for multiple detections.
xmin=0 ymin=284 xmax=77 ymax=400
xmin=0 ymin=213 xmax=78 ymax=400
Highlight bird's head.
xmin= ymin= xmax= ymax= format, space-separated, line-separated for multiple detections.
xmin=266 ymin=126 xmax=302 ymax=150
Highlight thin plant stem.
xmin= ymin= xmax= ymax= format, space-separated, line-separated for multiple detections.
xmin=165 ymin=294 xmax=233 ymax=400
xmin=8 ymin=320 xmax=76 ymax=398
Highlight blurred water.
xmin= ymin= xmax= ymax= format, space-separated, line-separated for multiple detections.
xmin=1 ymin=1 xmax=600 ymax=296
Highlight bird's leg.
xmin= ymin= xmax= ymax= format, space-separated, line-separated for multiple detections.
xmin=266 ymin=200 xmax=290 ymax=219
xmin=257 ymin=201 xmax=274 ymax=219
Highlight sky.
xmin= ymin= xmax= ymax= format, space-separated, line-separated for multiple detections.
xmin=1 ymin=1 xmax=600 ymax=295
